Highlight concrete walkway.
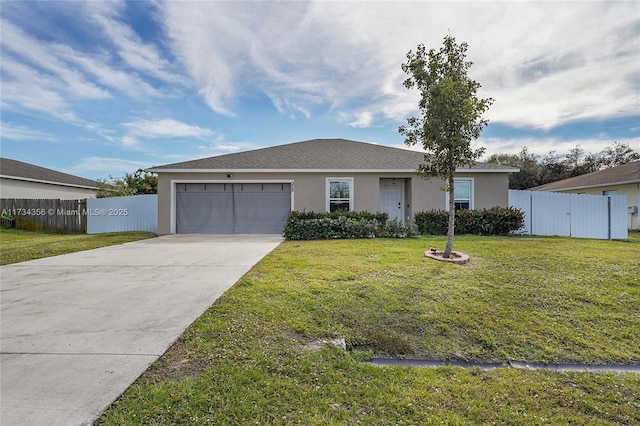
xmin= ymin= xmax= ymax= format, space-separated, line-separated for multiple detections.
xmin=0 ymin=234 xmax=283 ymax=426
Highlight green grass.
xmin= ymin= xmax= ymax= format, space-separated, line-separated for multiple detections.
xmin=0 ymin=228 xmax=156 ymax=265
xmin=98 ymin=233 xmax=639 ymax=424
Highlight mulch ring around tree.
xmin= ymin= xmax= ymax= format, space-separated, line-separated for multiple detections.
xmin=424 ymin=249 xmax=470 ymax=264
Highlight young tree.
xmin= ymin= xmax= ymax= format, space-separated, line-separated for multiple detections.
xmin=96 ymin=169 xmax=157 ymax=198
xmin=486 ymin=142 xmax=639 ymax=189
xmin=486 ymin=147 xmax=542 ymax=189
xmin=599 ymin=142 xmax=640 ymax=169
xmin=399 ymin=35 xmax=493 ymax=258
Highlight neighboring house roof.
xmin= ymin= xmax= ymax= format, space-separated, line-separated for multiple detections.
xmin=0 ymin=158 xmax=98 ymax=189
xmin=532 ymin=161 xmax=640 ymax=191
xmin=148 ymin=138 xmax=518 ymax=173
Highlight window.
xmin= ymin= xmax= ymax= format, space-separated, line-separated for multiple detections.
xmin=447 ymin=179 xmax=473 ymax=210
xmin=326 ymin=178 xmax=353 ymax=212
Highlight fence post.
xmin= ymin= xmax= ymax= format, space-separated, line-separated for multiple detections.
xmin=607 ymin=196 xmax=611 ymax=241
xmin=529 ymin=192 xmax=533 ymax=235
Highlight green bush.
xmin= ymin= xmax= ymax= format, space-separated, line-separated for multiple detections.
xmin=287 ymin=211 xmax=388 ymax=222
xmin=414 ymin=207 xmax=524 ymax=235
xmin=283 ymin=211 xmax=419 ymax=240
xmin=379 ymin=218 xmax=419 ymax=239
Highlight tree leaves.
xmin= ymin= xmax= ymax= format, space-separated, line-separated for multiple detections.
xmin=96 ymin=169 xmax=157 ymax=198
xmin=399 ymin=35 xmax=492 ymax=257
xmin=486 ymin=142 xmax=640 ymax=190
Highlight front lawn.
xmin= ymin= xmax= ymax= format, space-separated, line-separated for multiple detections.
xmin=98 ymin=234 xmax=640 ymax=425
xmin=0 ymin=228 xmax=156 ymax=265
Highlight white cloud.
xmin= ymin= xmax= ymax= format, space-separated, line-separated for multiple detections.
xmin=214 ymin=144 xmax=242 ymax=152
xmin=479 ymin=136 xmax=640 ymax=158
xmin=0 ymin=122 xmax=56 ymax=142
xmin=1 ymin=0 xmax=637 ymax=176
xmin=1 ymin=57 xmax=80 ymax=121
xmin=52 ymin=44 xmax=162 ymax=99
xmin=64 ymin=156 xmax=151 ymax=178
xmin=0 ymin=19 xmax=111 ymax=100
xmin=84 ymin=1 xmax=184 ymax=85
xmin=159 ymin=1 xmax=252 ymax=116
xmin=386 ymin=134 xmax=640 ymax=160
xmin=120 ymin=135 xmax=141 ymax=149
xmin=346 ymin=111 xmax=374 ymax=128
xmin=123 ymin=118 xmax=216 ymax=140
xmin=118 ymin=118 xmax=221 ymax=152
xmin=160 ymin=1 xmax=639 ymax=130
xmin=0 ymin=3 xmax=187 ymax=147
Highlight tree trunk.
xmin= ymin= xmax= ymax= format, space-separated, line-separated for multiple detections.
xmin=444 ymin=175 xmax=455 ymax=258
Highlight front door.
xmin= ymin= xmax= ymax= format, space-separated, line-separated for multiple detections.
xmin=379 ymin=178 xmax=404 ymax=222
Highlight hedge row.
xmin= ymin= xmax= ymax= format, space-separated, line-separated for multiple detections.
xmin=414 ymin=207 xmax=525 ymax=235
xmin=287 ymin=211 xmax=389 ymax=222
xmin=283 ymin=211 xmax=418 ymax=240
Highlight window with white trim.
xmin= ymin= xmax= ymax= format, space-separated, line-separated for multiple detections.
xmin=445 ymin=179 xmax=475 ymax=211
xmin=326 ymin=178 xmax=353 ymax=212
xmin=454 ymin=180 xmax=472 ymax=210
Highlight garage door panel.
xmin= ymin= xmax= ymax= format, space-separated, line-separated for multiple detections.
xmin=176 ymin=184 xmax=233 ymax=233
xmin=176 ymin=182 xmax=291 ymax=234
xmin=233 ymin=184 xmax=291 ymax=233
xmin=233 ymin=183 xmax=291 ymax=234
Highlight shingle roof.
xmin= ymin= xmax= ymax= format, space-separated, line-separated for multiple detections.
xmin=0 ymin=158 xmax=98 ymax=188
xmin=148 ymin=138 xmax=518 ymax=172
xmin=532 ymin=161 xmax=640 ymax=191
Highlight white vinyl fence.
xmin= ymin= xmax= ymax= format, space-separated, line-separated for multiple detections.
xmin=87 ymin=194 xmax=157 ymax=234
xmin=508 ymin=190 xmax=627 ymax=240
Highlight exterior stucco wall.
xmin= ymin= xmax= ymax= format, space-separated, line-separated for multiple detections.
xmin=554 ymin=183 xmax=639 ymax=230
xmin=156 ymin=171 xmax=511 ymax=234
xmin=457 ymin=173 xmax=510 ymax=210
xmin=0 ymin=178 xmax=97 ymax=200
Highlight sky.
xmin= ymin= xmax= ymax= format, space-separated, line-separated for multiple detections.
xmin=1 ymin=1 xmax=639 ymax=180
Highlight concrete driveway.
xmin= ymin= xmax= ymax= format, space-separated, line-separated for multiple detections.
xmin=0 ymin=234 xmax=283 ymax=426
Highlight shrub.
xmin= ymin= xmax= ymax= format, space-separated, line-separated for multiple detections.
xmin=378 ymin=218 xmax=419 ymax=239
xmin=1 ymin=212 xmax=15 ymax=229
xmin=414 ymin=207 xmax=524 ymax=235
xmin=287 ymin=211 xmax=388 ymax=222
xmin=283 ymin=211 xmax=418 ymax=240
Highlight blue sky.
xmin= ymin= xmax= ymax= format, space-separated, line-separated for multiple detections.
xmin=1 ymin=1 xmax=639 ymax=180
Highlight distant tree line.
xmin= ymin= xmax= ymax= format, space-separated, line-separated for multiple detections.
xmin=486 ymin=142 xmax=640 ymax=190
xmin=96 ymin=169 xmax=157 ymax=198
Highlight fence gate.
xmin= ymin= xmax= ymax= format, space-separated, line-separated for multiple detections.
xmin=87 ymin=194 xmax=157 ymax=234
xmin=508 ymin=190 xmax=627 ymax=240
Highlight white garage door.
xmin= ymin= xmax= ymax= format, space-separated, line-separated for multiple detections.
xmin=176 ymin=183 xmax=291 ymax=234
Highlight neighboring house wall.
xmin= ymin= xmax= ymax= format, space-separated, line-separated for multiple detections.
xmin=553 ymin=183 xmax=639 ymax=230
xmin=0 ymin=177 xmax=97 ymax=200
xmin=156 ymin=171 xmax=511 ymax=234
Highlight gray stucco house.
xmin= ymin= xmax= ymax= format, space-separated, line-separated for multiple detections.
xmin=148 ymin=138 xmax=518 ymax=234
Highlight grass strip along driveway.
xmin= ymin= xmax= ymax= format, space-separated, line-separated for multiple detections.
xmin=97 ymin=234 xmax=639 ymax=425
xmin=0 ymin=228 xmax=156 ymax=265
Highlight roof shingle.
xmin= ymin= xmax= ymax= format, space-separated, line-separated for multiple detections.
xmin=0 ymin=158 xmax=98 ymax=188
xmin=148 ymin=138 xmax=517 ymax=172
xmin=532 ymin=161 xmax=640 ymax=191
